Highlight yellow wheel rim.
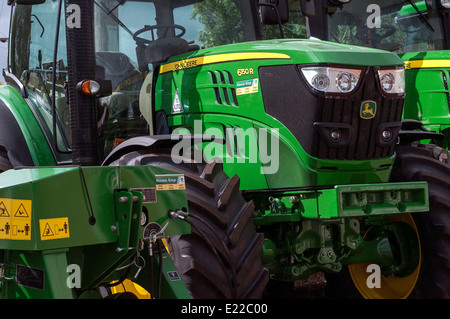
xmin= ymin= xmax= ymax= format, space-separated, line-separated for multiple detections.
xmin=348 ymin=213 xmax=421 ymax=299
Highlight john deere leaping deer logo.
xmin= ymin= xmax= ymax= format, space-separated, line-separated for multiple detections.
xmin=360 ymin=100 xmax=377 ymax=119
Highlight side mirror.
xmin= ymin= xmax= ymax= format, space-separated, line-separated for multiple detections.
xmin=260 ymin=0 xmax=289 ymax=24
xmin=300 ymin=0 xmax=316 ymax=17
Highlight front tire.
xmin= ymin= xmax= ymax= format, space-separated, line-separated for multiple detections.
xmin=112 ymin=150 xmax=269 ymax=298
xmin=389 ymin=144 xmax=450 ymax=298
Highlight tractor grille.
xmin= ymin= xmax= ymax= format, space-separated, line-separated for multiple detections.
xmin=259 ymin=65 xmax=404 ymax=161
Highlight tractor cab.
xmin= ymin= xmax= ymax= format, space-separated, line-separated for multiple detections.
xmin=6 ymin=0 xmax=275 ymax=164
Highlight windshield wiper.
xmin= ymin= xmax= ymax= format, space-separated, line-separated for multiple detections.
xmin=107 ymin=0 xmax=126 ymax=15
xmin=405 ymin=0 xmax=434 ymax=32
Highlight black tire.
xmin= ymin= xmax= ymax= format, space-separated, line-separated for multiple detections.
xmin=325 ymin=143 xmax=450 ymax=299
xmin=390 ymin=143 xmax=450 ymax=298
xmin=111 ymin=150 xmax=269 ymax=299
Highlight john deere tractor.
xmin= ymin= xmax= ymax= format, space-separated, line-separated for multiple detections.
xmin=0 ymin=0 xmax=448 ymax=299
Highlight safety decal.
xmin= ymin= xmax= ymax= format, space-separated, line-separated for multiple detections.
xmin=39 ymin=217 xmax=70 ymax=241
xmin=155 ymin=174 xmax=186 ymax=191
xmin=171 ymin=89 xmax=183 ymax=114
xmin=236 ymin=78 xmax=259 ymax=95
xmin=0 ymin=199 xmax=32 ymax=241
xmin=167 ymin=271 xmax=181 ymax=281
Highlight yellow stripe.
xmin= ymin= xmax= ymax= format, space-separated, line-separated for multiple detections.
xmin=404 ymin=59 xmax=450 ymax=70
xmin=159 ymin=52 xmax=291 ymax=74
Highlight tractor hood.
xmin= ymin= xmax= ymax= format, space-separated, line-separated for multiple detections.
xmin=248 ymin=39 xmax=405 ymax=66
xmin=163 ymin=38 xmax=405 ymax=71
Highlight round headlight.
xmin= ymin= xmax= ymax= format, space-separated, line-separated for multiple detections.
xmin=301 ymin=66 xmax=362 ymax=93
xmin=441 ymin=0 xmax=450 ymax=9
xmin=380 ymin=73 xmax=394 ymax=92
xmin=312 ymin=74 xmax=330 ymax=91
xmin=336 ymin=72 xmax=356 ymax=93
xmin=377 ymin=68 xmax=404 ymax=94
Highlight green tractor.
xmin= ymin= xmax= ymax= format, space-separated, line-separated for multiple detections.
xmin=0 ymin=0 xmax=448 ymax=299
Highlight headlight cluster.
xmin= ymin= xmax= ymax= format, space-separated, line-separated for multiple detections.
xmin=300 ymin=66 xmax=405 ymax=95
xmin=300 ymin=67 xmax=362 ymax=93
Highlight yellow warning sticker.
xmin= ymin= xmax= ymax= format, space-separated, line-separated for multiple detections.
xmin=39 ymin=217 xmax=70 ymax=241
xmin=156 ymin=184 xmax=186 ymax=191
xmin=0 ymin=199 xmax=32 ymax=241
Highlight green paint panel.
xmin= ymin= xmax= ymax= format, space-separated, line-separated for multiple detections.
xmin=0 ymin=165 xmax=191 ymax=298
xmin=0 ymin=86 xmax=56 ymax=166
xmin=253 ymin=181 xmax=428 ymax=225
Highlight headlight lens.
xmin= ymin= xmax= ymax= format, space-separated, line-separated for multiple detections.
xmin=377 ymin=68 xmax=405 ymax=94
xmin=441 ymin=0 xmax=450 ymax=9
xmin=336 ymin=71 xmax=358 ymax=93
xmin=301 ymin=67 xmax=361 ymax=93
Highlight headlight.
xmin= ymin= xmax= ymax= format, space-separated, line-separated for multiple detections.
xmin=377 ymin=68 xmax=405 ymax=94
xmin=441 ymin=0 xmax=450 ymax=9
xmin=300 ymin=66 xmax=362 ymax=94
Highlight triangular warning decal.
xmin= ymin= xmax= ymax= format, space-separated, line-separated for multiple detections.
xmin=171 ymin=89 xmax=183 ymax=114
xmin=0 ymin=202 xmax=9 ymax=217
xmin=42 ymin=223 xmax=54 ymax=237
xmin=14 ymin=203 xmax=29 ymax=218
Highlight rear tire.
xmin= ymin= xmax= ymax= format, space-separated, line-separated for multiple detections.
xmin=111 ymin=150 xmax=269 ymax=298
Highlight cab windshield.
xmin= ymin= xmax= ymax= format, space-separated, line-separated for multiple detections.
xmin=327 ymin=0 xmax=445 ymax=53
xmin=92 ymin=0 xmax=257 ymax=155
xmin=10 ymin=0 xmax=259 ymax=161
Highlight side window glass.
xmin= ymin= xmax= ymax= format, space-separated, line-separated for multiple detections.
xmin=14 ymin=2 xmax=71 ymax=160
xmin=0 ymin=4 xmax=10 ymax=85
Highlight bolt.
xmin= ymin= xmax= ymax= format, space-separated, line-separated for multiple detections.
xmin=111 ymin=225 xmax=117 ymax=231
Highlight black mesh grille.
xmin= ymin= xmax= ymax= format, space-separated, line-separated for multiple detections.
xmin=259 ymin=65 xmax=404 ymax=161
xmin=209 ymin=70 xmax=239 ymax=107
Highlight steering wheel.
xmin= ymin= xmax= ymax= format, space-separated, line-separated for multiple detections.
xmin=133 ymin=24 xmax=186 ymax=46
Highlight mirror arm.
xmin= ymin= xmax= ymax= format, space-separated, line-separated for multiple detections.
xmin=258 ymin=2 xmax=286 ymax=38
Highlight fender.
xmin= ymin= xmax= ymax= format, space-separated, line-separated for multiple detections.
xmin=0 ymin=85 xmax=56 ymax=167
xmin=102 ymin=134 xmax=223 ymax=166
xmin=0 ymin=99 xmax=34 ymax=167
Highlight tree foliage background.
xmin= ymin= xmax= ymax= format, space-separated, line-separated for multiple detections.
xmin=191 ymin=0 xmax=307 ymax=48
